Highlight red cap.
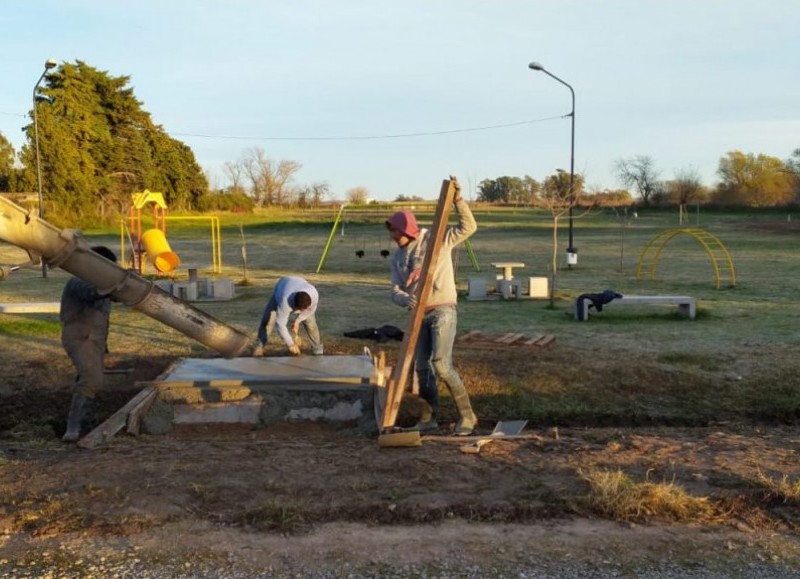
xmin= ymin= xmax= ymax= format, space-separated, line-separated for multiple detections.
xmin=386 ymin=210 xmax=420 ymax=239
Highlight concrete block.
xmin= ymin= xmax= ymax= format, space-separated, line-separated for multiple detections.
xmin=467 ymin=277 xmax=489 ymax=300
xmin=528 ymin=276 xmax=549 ymax=298
xmin=210 ymin=278 xmax=235 ymax=299
xmin=498 ymin=279 xmax=523 ymax=299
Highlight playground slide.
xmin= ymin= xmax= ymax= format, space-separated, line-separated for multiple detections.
xmin=0 ymin=196 xmax=251 ymax=358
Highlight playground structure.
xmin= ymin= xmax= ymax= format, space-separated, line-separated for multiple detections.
xmin=316 ymin=204 xmax=480 ymax=274
xmin=636 ymin=228 xmax=736 ymax=289
xmin=126 ymin=190 xmax=180 ymax=274
xmin=0 ymin=194 xmax=251 ymax=357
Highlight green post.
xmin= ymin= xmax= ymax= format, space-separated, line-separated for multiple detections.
xmin=316 ymin=204 xmax=346 ymax=273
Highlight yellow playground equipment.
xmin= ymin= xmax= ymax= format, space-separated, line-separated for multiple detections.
xmin=124 ymin=190 xmax=180 ymax=274
xmin=636 ymin=228 xmax=736 ymax=289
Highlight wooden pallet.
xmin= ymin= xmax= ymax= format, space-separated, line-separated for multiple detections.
xmin=455 ymin=330 xmax=555 ymax=350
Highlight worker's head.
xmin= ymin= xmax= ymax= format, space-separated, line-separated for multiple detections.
xmin=91 ymin=245 xmax=117 ymax=263
xmin=385 ymin=210 xmax=419 ymax=247
xmin=294 ymin=291 xmax=312 ymax=311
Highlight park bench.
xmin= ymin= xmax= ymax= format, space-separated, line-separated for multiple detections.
xmin=575 ymin=295 xmax=696 ymax=321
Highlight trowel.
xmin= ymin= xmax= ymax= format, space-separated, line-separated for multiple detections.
xmin=460 ymin=420 xmax=528 ymax=454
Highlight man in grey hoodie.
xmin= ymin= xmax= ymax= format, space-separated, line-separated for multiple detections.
xmin=386 ymin=176 xmax=478 ymax=436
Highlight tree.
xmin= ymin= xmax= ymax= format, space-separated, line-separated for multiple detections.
xmin=346 ymin=186 xmax=370 ymax=204
xmin=536 ymin=169 xmax=588 ymax=304
xmin=477 ymin=176 xmax=537 ymax=204
xmin=713 ymin=150 xmax=794 ymax=207
xmin=239 ymin=147 xmax=302 ymax=206
xmin=394 ymin=194 xmax=425 ymax=202
xmin=614 ymin=155 xmax=662 ymax=206
xmin=0 ymin=133 xmax=15 ymax=191
xmin=663 ymin=168 xmax=708 ymax=223
xmin=17 ymin=60 xmax=208 ymax=224
xmin=296 ymin=182 xmax=329 ymax=208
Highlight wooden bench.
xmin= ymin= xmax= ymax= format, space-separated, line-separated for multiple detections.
xmin=0 ymin=302 xmax=60 ymax=314
xmin=575 ymin=295 xmax=696 ymax=321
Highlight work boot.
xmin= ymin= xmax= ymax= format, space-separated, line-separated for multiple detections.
xmin=453 ymin=393 xmax=478 ymax=436
xmin=409 ymin=398 xmax=438 ymax=432
xmin=62 ymin=393 xmax=89 ymax=442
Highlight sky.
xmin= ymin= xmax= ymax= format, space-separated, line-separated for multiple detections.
xmin=2 ymin=1 xmax=798 ymax=201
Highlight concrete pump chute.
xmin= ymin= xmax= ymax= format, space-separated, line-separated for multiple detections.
xmin=0 ymin=195 xmax=251 ymax=358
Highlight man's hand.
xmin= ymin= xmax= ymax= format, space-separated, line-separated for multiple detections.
xmin=289 ymin=343 xmax=301 ymax=356
xmin=252 ymin=343 xmax=265 ymax=357
xmin=407 ymin=295 xmax=418 ymax=311
xmin=292 ymin=320 xmax=300 ymax=334
xmin=450 ymin=175 xmax=462 ymax=202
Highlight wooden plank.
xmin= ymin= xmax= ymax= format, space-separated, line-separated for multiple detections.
xmin=535 ymin=335 xmax=556 ymax=347
xmin=380 ymin=179 xmax=456 ymax=430
xmin=77 ymin=386 xmax=157 ymax=449
xmin=456 ymin=330 xmax=483 ymax=343
xmin=523 ymin=334 xmax=545 ymax=345
xmin=501 ymin=333 xmax=525 ymax=345
xmin=494 ymin=332 xmax=515 ymax=343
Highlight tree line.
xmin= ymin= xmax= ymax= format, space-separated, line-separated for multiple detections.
xmin=1 ymin=60 xmax=798 ymax=227
xmin=479 ymin=150 xmax=800 ymax=209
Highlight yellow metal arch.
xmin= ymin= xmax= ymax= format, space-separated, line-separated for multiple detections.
xmin=636 ymin=228 xmax=736 ymax=289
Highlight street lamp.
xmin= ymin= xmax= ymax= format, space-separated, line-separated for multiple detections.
xmin=33 ymin=58 xmax=57 ymax=278
xmin=528 ymin=61 xmax=577 ymax=267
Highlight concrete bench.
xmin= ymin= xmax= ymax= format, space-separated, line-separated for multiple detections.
xmin=0 ymin=302 xmax=60 ymax=314
xmin=575 ymin=295 xmax=696 ymax=321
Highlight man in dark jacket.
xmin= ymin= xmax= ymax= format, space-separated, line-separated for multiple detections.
xmin=60 ymin=246 xmax=117 ymax=442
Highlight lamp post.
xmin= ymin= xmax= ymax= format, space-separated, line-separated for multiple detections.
xmin=33 ymin=59 xmax=57 ymax=278
xmin=528 ymin=61 xmax=577 ymax=267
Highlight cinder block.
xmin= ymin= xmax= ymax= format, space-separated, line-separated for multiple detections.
xmin=210 ymin=278 xmax=235 ymax=299
xmin=172 ymin=281 xmax=198 ymax=301
xmin=528 ymin=276 xmax=549 ymax=298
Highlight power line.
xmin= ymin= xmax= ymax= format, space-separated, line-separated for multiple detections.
xmin=171 ymin=114 xmax=568 ymax=142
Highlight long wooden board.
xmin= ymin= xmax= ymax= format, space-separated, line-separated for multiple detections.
xmin=380 ymin=179 xmax=456 ymax=430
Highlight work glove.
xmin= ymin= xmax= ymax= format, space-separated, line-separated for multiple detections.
xmin=289 ymin=343 xmax=301 ymax=356
xmin=252 ymin=343 xmax=265 ymax=357
xmin=407 ymin=295 xmax=418 ymax=311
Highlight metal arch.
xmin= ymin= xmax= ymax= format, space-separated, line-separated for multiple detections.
xmin=635 ymin=228 xmax=736 ymax=289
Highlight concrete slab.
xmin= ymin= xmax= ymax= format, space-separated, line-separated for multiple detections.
xmin=141 ymin=355 xmax=381 ymax=434
xmin=157 ymin=355 xmax=377 ymax=385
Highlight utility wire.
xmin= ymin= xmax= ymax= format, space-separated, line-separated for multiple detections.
xmin=171 ymin=114 xmax=568 ymax=142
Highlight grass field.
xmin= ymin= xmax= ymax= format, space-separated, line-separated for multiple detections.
xmin=2 ymin=205 xmax=800 ymax=575
xmin=2 ymin=205 xmax=800 ymax=427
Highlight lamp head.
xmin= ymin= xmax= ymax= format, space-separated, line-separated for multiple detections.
xmin=528 ymin=62 xmax=545 ymax=71
xmin=44 ymin=59 xmax=57 ymax=69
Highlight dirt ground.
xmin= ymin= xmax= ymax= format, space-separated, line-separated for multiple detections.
xmin=2 ymin=345 xmax=800 ymax=578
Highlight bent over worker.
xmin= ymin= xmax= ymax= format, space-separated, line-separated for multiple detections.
xmin=60 ymin=245 xmax=118 ymax=442
xmin=255 ymin=276 xmax=323 ymax=356
xmin=386 ymin=176 xmax=478 ymax=436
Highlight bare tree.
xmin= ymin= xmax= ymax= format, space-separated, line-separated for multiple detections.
xmin=239 ymin=148 xmax=302 ymax=206
xmin=615 ymin=155 xmax=662 ymax=206
xmin=222 ymin=160 xmax=244 ymax=194
xmin=346 ymin=186 xmax=370 ymax=205
xmin=664 ymin=168 xmax=706 ymax=224
xmin=536 ymin=169 xmax=589 ymax=305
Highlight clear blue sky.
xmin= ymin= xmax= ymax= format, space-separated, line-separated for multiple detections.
xmin=2 ymin=1 xmax=798 ymax=201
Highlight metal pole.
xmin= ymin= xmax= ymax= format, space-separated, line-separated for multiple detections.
xmin=33 ymin=59 xmax=56 ymax=278
xmin=529 ymin=62 xmax=577 ymax=266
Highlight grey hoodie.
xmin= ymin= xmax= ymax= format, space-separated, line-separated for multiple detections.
xmin=389 ymin=198 xmax=477 ymax=310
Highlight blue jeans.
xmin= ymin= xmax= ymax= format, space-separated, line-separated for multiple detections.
xmin=258 ymin=296 xmax=324 ymax=355
xmin=415 ymin=305 xmax=467 ymax=415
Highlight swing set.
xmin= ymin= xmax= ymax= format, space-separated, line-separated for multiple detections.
xmin=315 ymin=204 xmax=480 ymax=273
